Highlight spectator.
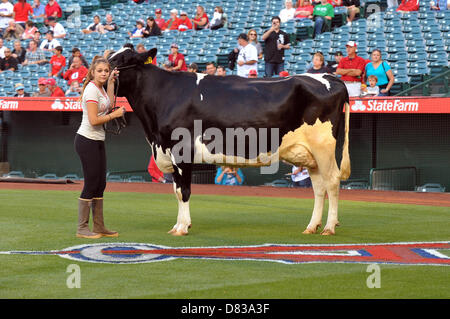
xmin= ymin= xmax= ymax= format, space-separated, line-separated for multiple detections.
xmin=31 ymin=0 xmax=45 ymax=19
xmin=33 ymin=29 xmax=41 ymax=44
xmin=307 ymin=52 xmax=329 ymax=73
xmin=23 ymin=39 xmax=47 ymax=65
xmin=82 ymin=15 xmax=102 ymax=34
xmin=39 ymin=30 xmax=60 ymax=51
xmin=69 ymin=47 xmax=89 ymax=69
xmin=3 ymin=20 xmax=24 ymax=40
xmin=217 ymin=65 xmax=226 ymax=76
xmin=0 ymin=0 xmax=14 ymax=34
xmin=147 ymin=156 xmax=166 ymax=183
xmin=46 ymin=77 xmax=64 ymax=97
xmin=289 ymin=166 xmax=311 ymax=187
xmin=21 ymin=20 xmax=37 ymax=39
xmin=209 ymin=6 xmax=225 ymax=30
xmin=65 ymin=80 xmax=81 ymax=97
xmin=327 ymin=50 xmax=343 ymax=74
xmin=279 ymin=0 xmax=296 ymax=23
xmin=12 ymin=40 xmax=26 ymax=63
xmin=248 ymin=29 xmax=263 ymax=60
xmin=192 ymin=5 xmax=208 ymax=30
xmin=312 ymin=0 xmax=334 ymax=37
xmin=14 ymin=83 xmax=30 ymax=96
xmin=336 ymin=41 xmax=367 ymax=97
xmin=32 ymin=77 xmax=51 ymax=96
xmin=430 ymin=0 xmax=447 ymax=10
xmin=248 ymin=69 xmax=258 ymax=78
xmin=261 ymin=16 xmax=290 ymax=77
xmin=361 ymin=75 xmax=380 ymax=97
xmin=13 ymin=0 xmax=32 ymax=28
xmin=154 ymin=8 xmax=165 ymax=29
xmin=136 ymin=43 xmax=146 ymax=54
xmin=0 ymin=47 xmax=18 ymax=71
xmin=215 ymin=166 xmax=244 ymax=186
xmin=364 ymin=49 xmax=395 ymax=96
xmin=167 ymin=43 xmax=187 ymax=71
xmin=48 ymin=45 xmax=65 ymax=77
xmin=128 ymin=19 xmax=145 ymax=38
xmin=47 ymin=16 xmax=65 ymax=38
xmin=44 ymin=0 xmax=61 ymax=20
xmin=100 ymin=13 xmax=117 ymax=33
xmin=343 ymin=0 xmax=361 ymax=26
xmin=294 ymin=0 xmax=314 ymax=19
xmin=143 ymin=16 xmax=161 ymax=37
xmin=162 ymin=9 xmax=180 ymax=31
xmin=235 ymin=33 xmax=258 ymax=78
xmin=63 ymin=56 xmax=88 ymax=85
xmin=187 ymin=62 xmax=198 ymax=73
xmin=205 ymin=61 xmax=217 ymax=75
xmin=178 ymin=11 xmax=192 ymax=31
xmin=0 ymin=38 xmax=5 ymax=58
xmin=397 ymin=0 xmax=419 ymax=12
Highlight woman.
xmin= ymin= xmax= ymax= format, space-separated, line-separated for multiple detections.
xmin=13 ymin=0 xmax=33 ymax=28
xmin=364 ymin=49 xmax=395 ymax=96
xmin=247 ymin=29 xmax=263 ymax=60
xmin=192 ymin=5 xmax=208 ymax=30
xmin=21 ymin=20 xmax=38 ymax=39
xmin=74 ymin=56 xmax=125 ymax=239
xmin=307 ymin=52 xmax=329 ymax=73
xmin=209 ymin=6 xmax=225 ymax=30
xmin=143 ymin=17 xmax=162 ymax=37
xmin=167 ymin=43 xmax=187 ymax=71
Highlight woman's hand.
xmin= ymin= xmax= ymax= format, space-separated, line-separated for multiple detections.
xmin=110 ymin=107 xmax=126 ymax=119
xmin=108 ymin=68 xmax=119 ymax=84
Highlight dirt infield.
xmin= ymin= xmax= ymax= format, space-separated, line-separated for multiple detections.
xmin=1 ymin=181 xmax=449 ymax=207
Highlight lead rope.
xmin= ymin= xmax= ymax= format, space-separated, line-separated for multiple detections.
xmin=104 ymin=75 xmax=127 ymax=135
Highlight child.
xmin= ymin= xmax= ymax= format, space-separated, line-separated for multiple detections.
xmin=361 ymin=75 xmax=380 ymax=97
xmin=48 ymin=46 xmax=66 ymax=78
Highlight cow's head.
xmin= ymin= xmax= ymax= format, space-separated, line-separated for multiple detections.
xmin=107 ymin=45 xmax=157 ymax=71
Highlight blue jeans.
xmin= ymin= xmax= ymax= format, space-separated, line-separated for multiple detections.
xmin=314 ymin=17 xmax=325 ymax=37
xmin=264 ymin=62 xmax=285 ymax=77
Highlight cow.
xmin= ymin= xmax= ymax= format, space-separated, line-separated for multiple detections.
xmin=107 ymin=46 xmax=350 ymax=236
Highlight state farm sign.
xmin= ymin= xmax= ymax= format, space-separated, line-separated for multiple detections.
xmin=350 ymin=97 xmax=448 ymax=114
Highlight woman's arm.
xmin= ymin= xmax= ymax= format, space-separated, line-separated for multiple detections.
xmin=383 ymin=69 xmax=395 ymax=93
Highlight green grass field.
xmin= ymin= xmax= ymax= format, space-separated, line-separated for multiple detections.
xmin=0 ymin=189 xmax=449 ymax=299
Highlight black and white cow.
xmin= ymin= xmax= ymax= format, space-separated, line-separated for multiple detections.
xmin=108 ymin=47 xmax=350 ymax=236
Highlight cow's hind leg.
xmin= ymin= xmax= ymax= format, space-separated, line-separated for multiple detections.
xmin=168 ymin=163 xmax=192 ymax=236
xmin=302 ymin=167 xmax=325 ymax=234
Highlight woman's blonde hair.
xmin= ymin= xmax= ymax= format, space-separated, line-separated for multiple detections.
xmin=79 ymin=55 xmax=110 ymax=100
xmin=247 ymin=29 xmax=258 ymax=42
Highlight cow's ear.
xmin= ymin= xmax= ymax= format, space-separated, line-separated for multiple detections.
xmin=139 ymin=48 xmax=157 ymax=65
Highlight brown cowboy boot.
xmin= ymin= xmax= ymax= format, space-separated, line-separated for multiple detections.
xmin=92 ymin=198 xmax=119 ymax=237
xmin=76 ymin=199 xmax=102 ymax=239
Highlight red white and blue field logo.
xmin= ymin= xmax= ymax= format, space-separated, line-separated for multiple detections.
xmin=1 ymin=241 xmax=449 ymax=266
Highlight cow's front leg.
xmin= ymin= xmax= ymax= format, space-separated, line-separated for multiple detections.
xmin=168 ymin=163 xmax=192 ymax=236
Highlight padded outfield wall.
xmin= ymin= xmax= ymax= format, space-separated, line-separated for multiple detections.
xmin=0 ymin=96 xmax=449 ymax=190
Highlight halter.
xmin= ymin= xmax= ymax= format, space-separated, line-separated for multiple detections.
xmin=103 ymin=64 xmax=136 ymax=135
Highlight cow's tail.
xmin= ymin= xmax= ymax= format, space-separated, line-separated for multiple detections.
xmin=339 ymin=101 xmax=351 ymax=180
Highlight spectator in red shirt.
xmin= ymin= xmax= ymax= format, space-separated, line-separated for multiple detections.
xmin=13 ymin=0 xmax=33 ymax=28
xmin=167 ymin=43 xmax=187 ymax=71
xmin=294 ymin=0 xmax=314 ymax=19
xmin=46 ymin=77 xmax=64 ymax=97
xmin=147 ymin=156 xmax=165 ymax=183
xmin=397 ymin=0 xmax=419 ymax=12
xmin=44 ymin=0 xmax=62 ymax=20
xmin=63 ymin=56 xmax=88 ymax=85
xmin=178 ymin=11 xmax=192 ymax=31
xmin=154 ymin=8 xmax=165 ymax=29
xmin=336 ymin=41 xmax=367 ymax=97
xmin=192 ymin=5 xmax=208 ymax=30
xmin=162 ymin=9 xmax=180 ymax=31
xmin=48 ymin=45 xmax=65 ymax=77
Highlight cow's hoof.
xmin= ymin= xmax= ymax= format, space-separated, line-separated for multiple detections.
xmin=302 ymin=224 xmax=321 ymax=234
xmin=188 ymin=224 xmax=192 ymax=229
xmin=171 ymin=230 xmax=188 ymax=236
xmin=321 ymin=229 xmax=335 ymax=236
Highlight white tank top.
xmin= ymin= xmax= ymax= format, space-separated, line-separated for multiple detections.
xmin=77 ymin=81 xmax=110 ymax=141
